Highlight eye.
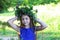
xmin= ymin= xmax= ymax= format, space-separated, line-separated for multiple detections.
xmin=26 ymin=18 xmax=28 ymax=20
xmin=22 ymin=18 xmax=24 ymax=20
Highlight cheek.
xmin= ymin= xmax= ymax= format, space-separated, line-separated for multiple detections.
xmin=28 ymin=19 xmax=30 ymax=23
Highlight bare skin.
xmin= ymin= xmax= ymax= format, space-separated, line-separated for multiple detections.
xmin=7 ymin=15 xmax=47 ymax=34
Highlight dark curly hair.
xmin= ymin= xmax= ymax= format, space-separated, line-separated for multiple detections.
xmin=15 ymin=6 xmax=37 ymax=27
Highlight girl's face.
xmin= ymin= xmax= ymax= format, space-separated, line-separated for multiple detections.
xmin=21 ymin=15 xmax=30 ymax=26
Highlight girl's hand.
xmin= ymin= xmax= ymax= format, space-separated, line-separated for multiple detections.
xmin=15 ymin=16 xmax=18 ymax=19
xmin=34 ymin=18 xmax=41 ymax=22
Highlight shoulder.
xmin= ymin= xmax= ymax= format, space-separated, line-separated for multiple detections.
xmin=31 ymin=26 xmax=36 ymax=30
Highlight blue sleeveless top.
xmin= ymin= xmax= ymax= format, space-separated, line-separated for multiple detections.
xmin=20 ymin=27 xmax=36 ymax=40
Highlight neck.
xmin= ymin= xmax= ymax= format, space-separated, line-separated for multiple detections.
xmin=25 ymin=25 xmax=30 ymax=28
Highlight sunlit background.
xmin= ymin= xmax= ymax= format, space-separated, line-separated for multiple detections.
xmin=0 ymin=0 xmax=60 ymax=40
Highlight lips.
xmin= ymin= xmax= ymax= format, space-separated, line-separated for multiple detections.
xmin=24 ymin=22 xmax=29 ymax=25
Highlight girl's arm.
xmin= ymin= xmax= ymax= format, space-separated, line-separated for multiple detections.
xmin=7 ymin=16 xmax=20 ymax=33
xmin=35 ymin=18 xmax=47 ymax=31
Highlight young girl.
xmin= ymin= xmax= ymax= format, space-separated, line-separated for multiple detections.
xmin=7 ymin=7 xmax=47 ymax=40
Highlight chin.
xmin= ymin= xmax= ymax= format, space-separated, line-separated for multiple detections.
xmin=24 ymin=24 xmax=29 ymax=26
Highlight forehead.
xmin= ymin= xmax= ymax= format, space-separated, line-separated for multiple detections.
xmin=22 ymin=15 xmax=30 ymax=18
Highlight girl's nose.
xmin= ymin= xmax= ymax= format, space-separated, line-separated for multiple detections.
xmin=24 ymin=19 xmax=27 ymax=22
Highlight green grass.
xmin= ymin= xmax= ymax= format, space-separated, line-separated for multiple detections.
xmin=37 ymin=32 xmax=60 ymax=40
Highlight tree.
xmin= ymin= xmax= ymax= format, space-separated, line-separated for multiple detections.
xmin=0 ymin=0 xmax=60 ymax=12
xmin=0 ymin=0 xmax=18 ymax=12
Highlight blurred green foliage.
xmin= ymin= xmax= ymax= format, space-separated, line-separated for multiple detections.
xmin=0 ymin=0 xmax=60 ymax=12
